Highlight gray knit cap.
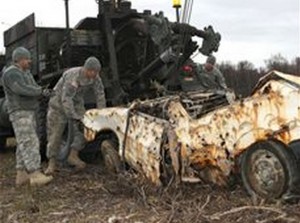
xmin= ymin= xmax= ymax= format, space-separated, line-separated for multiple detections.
xmin=12 ymin=47 xmax=31 ymax=62
xmin=84 ymin=56 xmax=101 ymax=71
xmin=206 ymin=55 xmax=216 ymax=65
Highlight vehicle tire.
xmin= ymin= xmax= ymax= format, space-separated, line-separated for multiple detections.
xmin=100 ymin=139 xmax=122 ymax=173
xmin=36 ymin=96 xmax=49 ymax=161
xmin=79 ymin=140 xmax=102 ymax=164
xmin=0 ymin=136 xmax=6 ymax=153
xmin=289 ymin=140 xmax=300 ymax=161
xmin=240 ymin=140 xmax=298 ymax=199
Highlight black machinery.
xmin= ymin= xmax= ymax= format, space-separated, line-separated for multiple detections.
xmin=2 ymin=0 xmax=221 ymax=105
xmin=0 ymin=0 xmax=221 ymax=149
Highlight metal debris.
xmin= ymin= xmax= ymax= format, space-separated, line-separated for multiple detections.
xmin=83 ymin=71 xmax=300 ymax=186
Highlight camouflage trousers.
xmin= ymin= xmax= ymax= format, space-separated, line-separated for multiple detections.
xmin=9 ymin=110 xmax=41 ymax=172
xmin=46 ymin=106 xmax=85 ymax=159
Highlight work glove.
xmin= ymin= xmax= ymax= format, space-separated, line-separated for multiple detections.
xmin=42 ymin=88 xmax=55 ymax=97
xmin=72 ymin=114 xmax=83 ymax=122
xmin=70 ymin=116 xmax=84 ymax=132
xmin=225 ymin=90 xmax=236 ymax=104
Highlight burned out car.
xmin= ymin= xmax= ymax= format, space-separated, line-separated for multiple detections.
xmin=82 ymin=71 xmax=300 ymax=200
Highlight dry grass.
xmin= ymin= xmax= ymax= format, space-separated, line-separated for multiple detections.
xmin=1 ymin=150 xmax=300 ymax=223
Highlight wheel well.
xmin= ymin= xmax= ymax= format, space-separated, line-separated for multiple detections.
xmin=239 ymin=138 xmax=296 ymax=161
xmin=96 ymin=130 xmax=119 ymax=150
xmin=80 ymin=130 xmax=120 ymax=164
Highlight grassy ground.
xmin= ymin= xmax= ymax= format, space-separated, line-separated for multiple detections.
xmin=1 ymin=148 xmax=300 ymax=223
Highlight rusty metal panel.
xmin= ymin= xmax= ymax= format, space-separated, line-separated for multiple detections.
xmin=167 ymin=71 xmax=300 ymax=184
xmin=83 ymin=107 xmax=168 ymax=185
xmin=125 ymin=112 xmax=167 ymax=185
xmin=83 ymin=107 xmax=129 ymax=143
xmin=83 ymin=71 xmax=300 ymax=186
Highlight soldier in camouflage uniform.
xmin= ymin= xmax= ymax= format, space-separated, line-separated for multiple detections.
xmin=195 ymin=55 xmax=228 ymax=91
xmin=178 ymin=56 xmax=227 ymax=92
xmin=2 ymin=47 xmax=53 ymax=186
xmin=45 ymin=56 xmax=106 ymax=175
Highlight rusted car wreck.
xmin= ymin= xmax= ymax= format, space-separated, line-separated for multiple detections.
xmin=82 ymin=70 xmax=300 ymax=200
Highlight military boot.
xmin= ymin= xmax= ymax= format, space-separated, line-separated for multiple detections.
xmin=29 ymin=171 xmax=53 ymax=186
xmin=45 ymin=158 xmax=56 ymax=175
xmin=67 ymin=149 xmax=86 ymax=170
xmin=16 ymin=170 xmax=29 ymax=186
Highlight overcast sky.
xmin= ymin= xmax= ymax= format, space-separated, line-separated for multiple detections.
xmin=0 ymin=0 xmax=299 ymax=67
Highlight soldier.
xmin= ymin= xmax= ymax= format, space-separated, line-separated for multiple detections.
xmin=45 ymin=56 xmax=106 ymax=175
xmin=195 ymin=55 xmax=228 ymax=91
xmin=2 ymin=47 xmax=53 ymax=186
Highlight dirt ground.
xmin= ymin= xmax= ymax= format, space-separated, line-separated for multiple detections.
xmin=1 ymin=148 xmax=300 ymax=223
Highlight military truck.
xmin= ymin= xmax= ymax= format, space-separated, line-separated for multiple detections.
xmin=0 ymin=0 xmax=221 ymax=149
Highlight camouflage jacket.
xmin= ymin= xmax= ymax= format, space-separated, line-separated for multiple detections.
xmin=49 ymin=67 xmax=106 ymax=119
xmin=195 ymin=64 xmax=227 ymax=90
xmin=2 ymin=64 xmax=42 ymax=114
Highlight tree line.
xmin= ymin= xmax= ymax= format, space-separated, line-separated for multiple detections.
xmin=219 ymin=54 xmax=300 ymax=97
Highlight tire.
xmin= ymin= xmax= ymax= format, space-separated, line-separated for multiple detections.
xmin=100 ymin=139 xmax=122 ymax=173
xmin=240 ymin=140 xmax=298 ymax=199
xmin=289 ymin=140 xmax=300 ymax=161
xmin=57 ymin=120 xmax=74 ymax=162
xmin=0 ymin=136 xmax=6 ymax=153
xmin=36 ymin=96 xmax=49 ymax=161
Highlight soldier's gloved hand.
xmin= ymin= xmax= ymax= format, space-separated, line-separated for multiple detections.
xmin=71 ymin=116 xmax=84 ymax=132
xmin=71 ymin=114 xmax=84 ymax=124
xmin=225 ymin=90 xmax=236 ymax=104
xmin=42 ymin=89 xmax=55 ymax=97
